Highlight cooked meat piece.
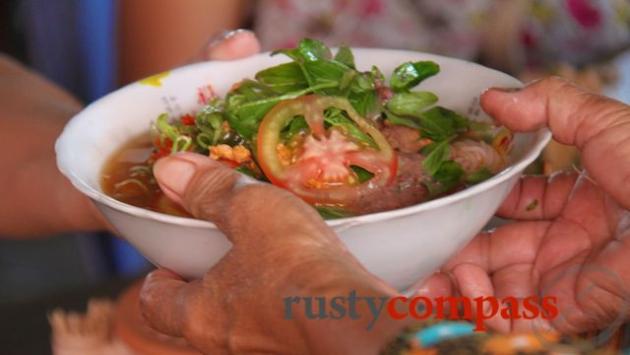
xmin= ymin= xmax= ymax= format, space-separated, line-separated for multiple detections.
xmin=381 ymin=124 xmax=429 ymax=153
xmin=346 ymin=152 xmax=428 ymax=214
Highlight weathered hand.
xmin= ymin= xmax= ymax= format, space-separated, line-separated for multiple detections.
xmin=140 ymin=153 xmax=405 ymax=354
xmin=427 ymin=78 xmax=630 ymax=334
xmin=0 ymin=54 xmax=100 ymax=236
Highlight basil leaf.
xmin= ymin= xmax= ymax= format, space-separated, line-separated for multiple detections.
xmin=390 ymin=61 xmax=440 ymax=92
xmin=196 ymin=99 xmax=225 ymax=136
xmin=271 ymin=48 xmax=301 ymax=61
xmin=370 ymin=65 xmax=385 ymax=83
xmin=434 ymin=160 xmax=464 ymax=190
xmin=466 ymin=167 xmax=493 ymax=184
xmin=303 ymin=60 xmax=348 ymax=88
xmin=334 ymin=45 xmax=355 ymax=68
xmin=351 ymin=165 xmax=374 ymax=183
xmin=422 ymin=140 xmax=450 ymax=176
xmin=227 ymin=100 xmax=278 ymax=139
xmin=226 ymin=82 xmax=340 ymax=139
xmin=439 ymin=107 xmax=470 ymax=131
xmin=298 ymin=38 xmax=333 ymax=61
xmin=324 ymin=108 xmax=376 ymax=147
xmin=418 ymin=110 xmax=455 ymax=141
xmin=348 ymin=90 xmax=378 ymax=117
xmin=339 ymin=70 xmax=357 ymax=91
xmin=344 ymin=71 xmax=378 ymax=116
xmin=224 ymin=80 xmax=278 ymax=139
xmin=386 ymin=91 xmax=438 ymax=117
xmin=316 ymin=206 xmax=353 ymax=220
xmin=274 ymin=38 xmax=333 ymax=62
xmin=418 ymin=106 xmax=469 ymax=141
xmin=385 ymin=110 xmax=421 ymax=130
xmin=419 ymin=143 xmax=438 ymax=157
xmin=255 ymin=62 xmax=308 ymax=93
xmin=281 ymin=116 xmax=309 ymax=140
xmin=349 ymin=72 xmax=376 ymax=93
xmin=226 ymin=80 xmax=275 ymax=105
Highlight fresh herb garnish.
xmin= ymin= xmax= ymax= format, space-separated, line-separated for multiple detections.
xmin=466 ymin=168 xmax=493 ymax=184
xmin=334 ymin=45 xmax=356 ymax=69
xmin=385 ymin=110 xmax=421 ymax=130
xmin=273 ymin=38 xmax=333 ymax=62
xmin=390 ymin=61 xmax=440 ymax=92
xmin=351 ymin=165 xmax=375 ymax=183
xmin=324 ymin=108 xmax=377 ymax=147
xmin=434 ymin=161 xmax=464 ymax=190
xmin=223 ymin=39 xmax=386 ymax=138
xmin=281 ymin=116 xmax=309 ymax=141
xmin=316 ymin=206 xmax=352 ymax=219
xmin=422 ymin=140 xmax=451 ymax=176
xmin=386 ymin=91 xmax=438 ymax=118
xmin=255 ymin=62 xmax=309 ymax=93
xmin=418 ymin=106 xmax=469 ymax=141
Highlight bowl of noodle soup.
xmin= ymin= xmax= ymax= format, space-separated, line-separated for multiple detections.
xmin=56 ymin=49 xmax=550 ymax=291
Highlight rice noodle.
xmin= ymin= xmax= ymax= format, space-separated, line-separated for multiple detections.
xmin=451 ymin=139 xmax=504 ymax=174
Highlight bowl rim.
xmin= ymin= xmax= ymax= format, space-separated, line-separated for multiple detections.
xmin=56 ymin=48 xmax=552 ymax=229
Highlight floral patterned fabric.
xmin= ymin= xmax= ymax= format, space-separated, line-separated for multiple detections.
xmin=255 ymin=0 xmax=630 ymax=68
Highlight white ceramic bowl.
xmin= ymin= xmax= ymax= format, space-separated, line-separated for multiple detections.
xmin=56 ymin=49 xmax=550 ymax=291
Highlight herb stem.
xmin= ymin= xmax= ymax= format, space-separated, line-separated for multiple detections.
xmin=238 ymin=82 xmax=340 ymax=110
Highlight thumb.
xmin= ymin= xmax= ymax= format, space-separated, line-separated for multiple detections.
xmin=153 ymin=153 xmax=332 ymax=246
xmin=153 ymin=153 xmax=238 ymax=228
xmin=482 ymin=77 xmax=630 ymax=209
xmin=481 ymin=77 xmax=628 ymax=148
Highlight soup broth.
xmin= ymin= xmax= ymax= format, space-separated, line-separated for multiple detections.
xmin=101 ymin=134 xmax=190 ymax=217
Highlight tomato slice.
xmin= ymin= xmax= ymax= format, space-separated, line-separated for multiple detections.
xmin=257 ymin=95 xmax=397 ymax=206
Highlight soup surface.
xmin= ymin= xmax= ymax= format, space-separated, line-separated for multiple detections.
xmin=101 ymin=134 xmax=190 ymax=217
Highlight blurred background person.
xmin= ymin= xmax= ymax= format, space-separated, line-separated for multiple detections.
xmin=119 ymin=0 xmax=630 ymax=82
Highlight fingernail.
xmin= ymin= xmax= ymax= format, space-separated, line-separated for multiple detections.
xmin=154 ymin=157 xmax=197 ymax=197
xmin=491 ymin=87 xmax=523 ymax=93
xmin=206 ymin=29 xmax=251 ymax=50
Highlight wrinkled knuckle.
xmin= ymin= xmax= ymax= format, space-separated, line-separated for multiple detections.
xmin=575 ymin=282 xmax=627 ymax=327
xmin=184 ymin=166 xmax=236 ymax=216
xmin=588 ymin=101 xmax=630 ymax=126
xmin=575 ymin=297 xmax=618 ymax=327
xmin=189 ymin=166 xmax=237 ymax=197
xmin=181 ymin=302 xmax=202 ymax=342
xmin=188 ymin=196 xmax=222 ymax=221
xmin=551 ymin=314 xmax=586 ymax=335
xmin=180 ymin=289 xmax=216 ymax=348
xmin=233 ymin=185 xmax=297 ymax=210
